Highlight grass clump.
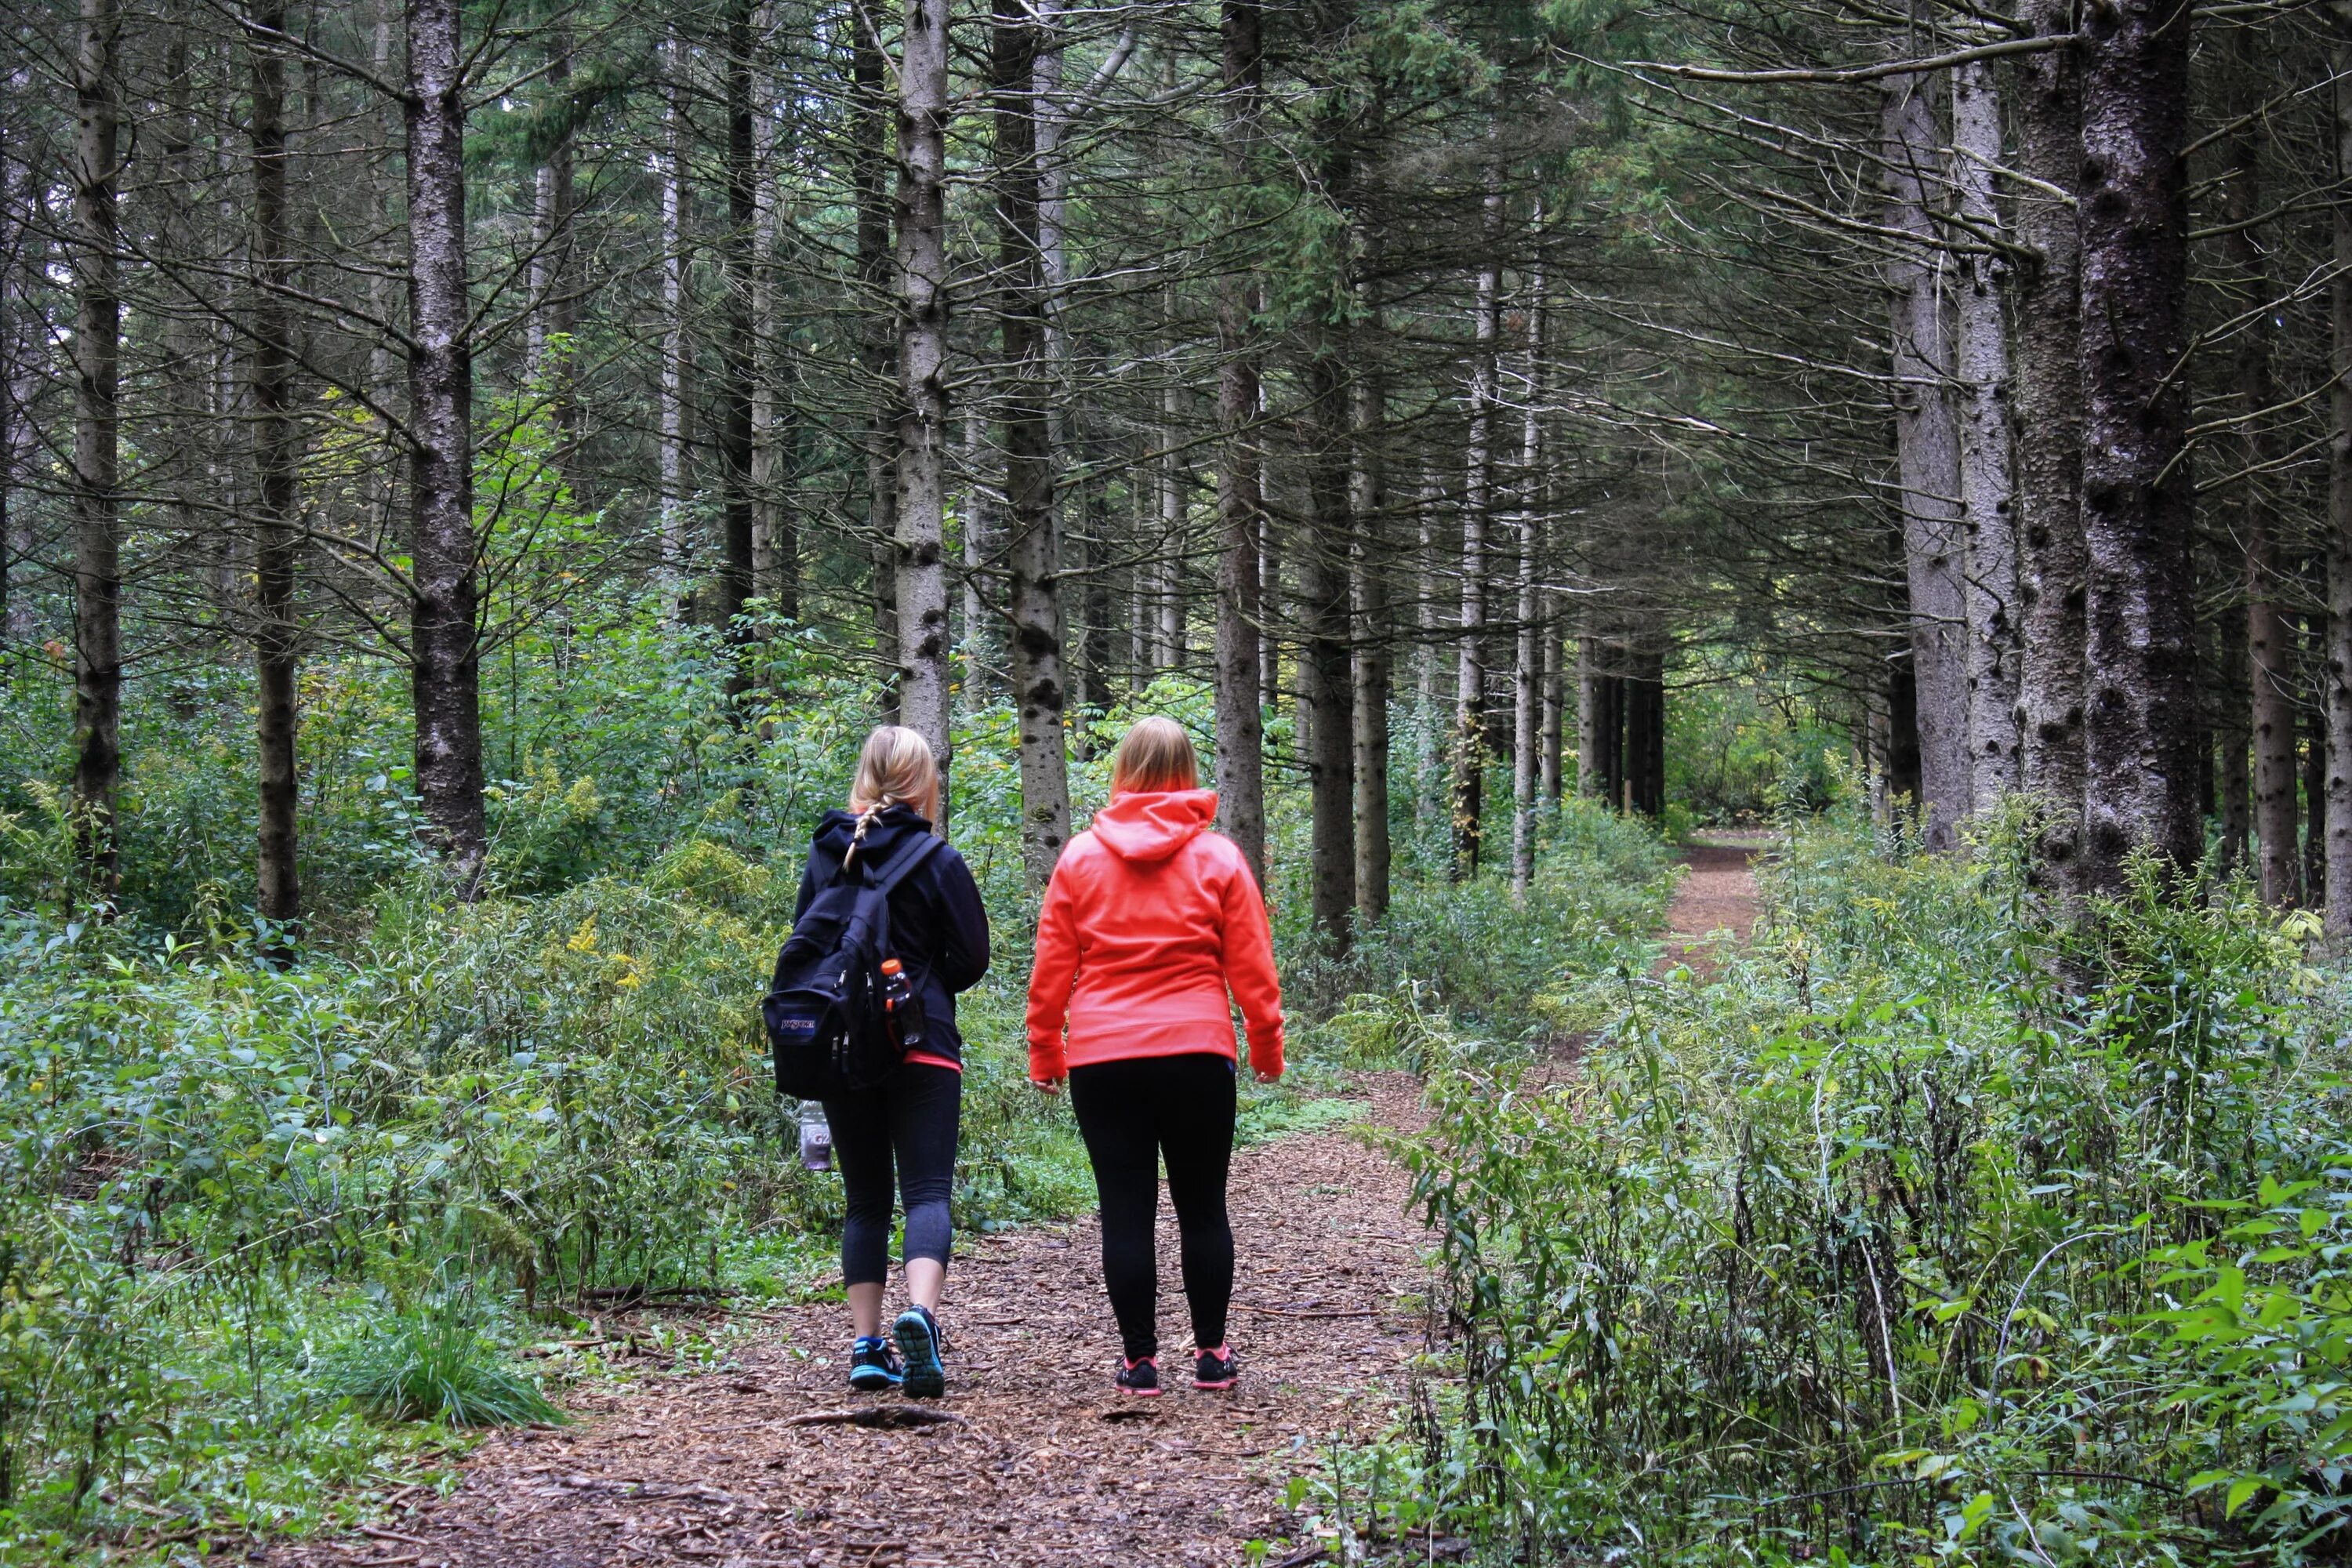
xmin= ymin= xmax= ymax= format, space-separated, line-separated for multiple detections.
xmin=315 ymin=1305 xmax=561 ymax=1428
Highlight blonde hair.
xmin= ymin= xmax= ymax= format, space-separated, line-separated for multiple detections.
xmin=848 ymin=725 xmax=942 ymax=825
xmin=1109 ymin=717 xmax=1200 ymax=797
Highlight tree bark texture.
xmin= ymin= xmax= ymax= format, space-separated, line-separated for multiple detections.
xmin=1882 ymin=65 xmax=1969 ymax=851
xmin=852 ymin=6 xmax=898 ymax=719
xmin=2219 ymin=598 xmax=2252 ymax=876
xmin=405 ymin=0 xmax=488 ymax=892
xmin=250 ymin=0 xmax=300 ymax=942
xmin=2077 ymin=0 xmax=2200 ymax=891
xmin=1451 ymin=179 xmax=1502 ymax=880
xmin=71 ymin=0 xmax=122 ymax=895
xmin=1304 ymin=353 xmax=1355 ymax=946
xmin=659 ymin=36 xmax=690 ymax=575
xmin=1213 ymin=0 xmax=1267 ymax=891
xmin=2227 ymin=87 xmax=2299 ymax=906
xmin=1510 ymin=275 xmax=1544 ymax=891
xmin=993 ymin=0 xmax=1070 ymax=893
xmin=2328 ymin=9 xmax=2352 ymax=935
xmin=1951 ymin=60 xmax=2020 ymax=810
xmin=1351 ymin=363 xmax=1390 ymax=924
xmin=894 ymin=0 xmax=953 ymax=784
xmin=717 ymin=0 xmax=757 ymax=681
xmin=2013 ymin=0 xmax=2088 ymax=877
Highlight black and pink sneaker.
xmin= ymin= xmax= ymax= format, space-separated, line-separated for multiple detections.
xmin=1193 ymin=1345 xmax=1238 ymax=1390
xmin=1115 ymin=1355 xmax=1163 ymax=1396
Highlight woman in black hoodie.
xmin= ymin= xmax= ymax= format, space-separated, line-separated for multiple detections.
xmin=795 ymin=726 xmax=989 ymax=1397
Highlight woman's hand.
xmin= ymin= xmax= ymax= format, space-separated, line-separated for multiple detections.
xmin=1030 ymin=1074 xmax=1065 ymax=1096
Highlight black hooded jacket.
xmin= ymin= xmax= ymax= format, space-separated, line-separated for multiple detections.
xmin=793 ymin=804 xmax=991 ymax=1067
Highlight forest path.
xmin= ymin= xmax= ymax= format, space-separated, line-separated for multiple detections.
xmin=272 ymin=1076 xmax=1430 ymax=1568
xmin=1656 ymin=829 xmax=1771 ymax=979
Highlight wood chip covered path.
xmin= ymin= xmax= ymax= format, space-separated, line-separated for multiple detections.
xmin=271 ymin=1076 xmax=1432 ymax=1568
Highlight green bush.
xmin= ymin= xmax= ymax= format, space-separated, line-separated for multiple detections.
xmin=1360 ymin=802 xmax=2352 ymax=1565
xmin=314 ymin=1303 xmax=561 ymax=1427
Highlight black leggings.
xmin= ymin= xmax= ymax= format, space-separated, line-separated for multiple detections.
xmin=1068 ymin=1052 xmax=1237 ymax=1361
xmin=823 ymin=1060 xmax=961 ymax=1288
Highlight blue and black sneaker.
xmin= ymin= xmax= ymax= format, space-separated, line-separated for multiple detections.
xmin=848 ymin=1335 xmax=904 ymax=1392
xmin=894 ymin=1305 xmax=946 ymax=1399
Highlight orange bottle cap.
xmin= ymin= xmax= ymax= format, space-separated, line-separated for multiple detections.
xmin=880 ymin=958 xmax=902 ymax=975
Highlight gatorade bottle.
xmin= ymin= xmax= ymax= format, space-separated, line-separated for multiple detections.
xmin=797 ymin=1102 xmax=833 ymax=1172
xmin=878 ymin=957 xmax=927 ymax=1052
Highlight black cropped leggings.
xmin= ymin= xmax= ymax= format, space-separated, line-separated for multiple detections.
xmin=823 ymin=1060 xmax=961 ymax=1288
xmin=1068 ymin=1052 xmax=1237 ymax=1362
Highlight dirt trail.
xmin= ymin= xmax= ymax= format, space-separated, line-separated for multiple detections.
xmin=1656 ymin=830 xmax=1770 ymax=979
xmin=274 ymin=1076 xmax=1429 ymax=1568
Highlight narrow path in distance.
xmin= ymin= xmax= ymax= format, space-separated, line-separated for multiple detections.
xmin=271 ymin=1078 xmax=1430 ymax=1568
xmin=1655 ymin=829 xmax=1770 ymax=980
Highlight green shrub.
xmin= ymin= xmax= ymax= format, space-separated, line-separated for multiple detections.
xmin=1367 ymin=802 xmax=2352 ymax=1565
xmin=314 ymin=1305 xmax=561 ymax=1427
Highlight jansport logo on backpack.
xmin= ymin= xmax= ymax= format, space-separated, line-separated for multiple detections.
xmin=763 ymin=833 xmax=939 ymax=1098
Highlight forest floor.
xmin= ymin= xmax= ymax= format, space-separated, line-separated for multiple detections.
xmin=266 ymin=845 xmax=1763 ymax=1568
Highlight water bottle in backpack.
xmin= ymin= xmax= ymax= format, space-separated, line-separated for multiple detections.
xmin=878 ymin=958 xmax=927 ymax=1052
xmin=797 ymin=1102 xmax=834 ymax=1172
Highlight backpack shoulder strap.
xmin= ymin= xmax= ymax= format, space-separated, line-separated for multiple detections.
xmin=868 ymin=833 xmax=942 ymax=898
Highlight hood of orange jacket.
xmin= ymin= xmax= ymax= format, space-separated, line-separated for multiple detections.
xmin=1089 ymin=787 xmax=1218 ymax=863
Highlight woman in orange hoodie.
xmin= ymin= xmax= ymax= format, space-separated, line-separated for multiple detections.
xmin=1026 ymin=717 xmax=1284 ymax=1395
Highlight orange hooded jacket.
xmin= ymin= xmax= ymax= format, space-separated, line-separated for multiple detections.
xmin=1025 ymin=788 xmax=1284 ymax=1082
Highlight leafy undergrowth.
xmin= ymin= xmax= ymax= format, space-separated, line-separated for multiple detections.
xmin=1312 ymin=802 xmax=2352 ymax=1566
xmin=0 ymin=715 xmax=1672 ymax=1562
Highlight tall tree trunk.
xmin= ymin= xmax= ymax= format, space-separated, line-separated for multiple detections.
xmin=1304 ymin=354 xmax=1355 ymax=947
xmin=2229 ymin=83 xmax=2298 ymax=906
xmin=405 ymin=0 xmax=487 ymax=891
xmin=1539 ymin=602 xmax=1563 ymax=804
xmin=717 ymin=0 xmax=757 ymax=684
xmin=852 ymin=5 xmax=898 ymax=718
xmin=1511 ymin=264 xmax=1544 ymax=893
xmin=894 ymin=0 xmax=952 ymax=788
xmin=994 ymin=0 xmax=1069 ymax=891
xmin=71 ymin=0 xmax=121 ymax=896
xmin=1212 ymin=4 xmax=1266 ymax=889
xmin=0 ymin=80 xmax=22 ymax=644
xmin=2328 ymin=11 xmax=2352 ymax=936
xmin=1952 ymin=60 xmax=2020 ymax=810
xmin=1883 ymin=62 xmax=1969 ymax=851
xmin=1451 ymin=176 xmax=1502 ymax=880
xmin=1352 ymin=362 xmax=1390 ymax=924
xmin=2077 ymin=0 xmax=2198 ymax=892
xmin=1577 ymin=632 xmax=1603 ymax=799
xmin=249 ymin=0 xmax=300 ymax=947
xmin=659 ymin=34 xmax=690 ymax=579
xmin=750 ymin=5 xmax=793 ymax=616
xmin=1157 ymin=353 xmax=1185 ymax=670
xmin=2219 ymin=599 xmax=2252 ymax=875
xmin=2308 ymin=687 xmax=2329 ymax=906
xmin=2013 ymin=0 xmax=2087 ymax=881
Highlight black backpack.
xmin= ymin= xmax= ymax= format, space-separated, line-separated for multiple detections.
xmin=764 ymin=833 xmax=941 ymax=1099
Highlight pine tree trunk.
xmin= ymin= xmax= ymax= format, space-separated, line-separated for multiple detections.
xmin=1952 ymin=60 xmax=2020 ymax=810
xmin=2308 ymin=691 xmax=2329 ymax=905
xmin=1213 ymin=0 xmax=1266 ymax=889
xmin=1539 ymin=601 xmax=1563 ymax=803
xmin=2077 ymin=0 xmax=2199 ymax=892
xmin=2230 ymin=94 xmax=2299 ymax=906
xmin=1510 ymin=268 xmax=1544 ymax=892
xmin=852 ymin=6 xmax=898 ymax=719
xmin=249 ymin=0 xmax=300 ymax=946
xmin=750 ymin=6 xmax=793 ymax=618
xmin=71 ymin=0 xmax=121 ymax=896
xmin=893 ymin=0 xmax=953 ymax=792
xmin=2328 ymin=13 xmax=2352 ymax=936
xmin=1452 ymin=179 xmax=1502 ymax=880
xmin=1577 ymin=633 xmax=1602 ymax=799
xmin=1351 ymin=364 xmax=1390 ymax=924
xmin=994 ymin=0 xmax=1069 ymax=891
xmin=717 ymin=0 xmax=757 ymax=684
xmin=1305 ymin=353 xmax=1355 ymax=947
xmin=0 ymin=76 xmax=34 ymax=648
xmin=659 ymin=35 xmax=690 ymax=579
xmin=2013 ymin=0 xmax=2087 ymax=881
xmin=405 ymin=0 xmax=488 ymax=893
xmin=1882 ymin=63 xmax=1969 ymax=851
xmin=2219 ymin=600 xmax=2252 ymax=875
